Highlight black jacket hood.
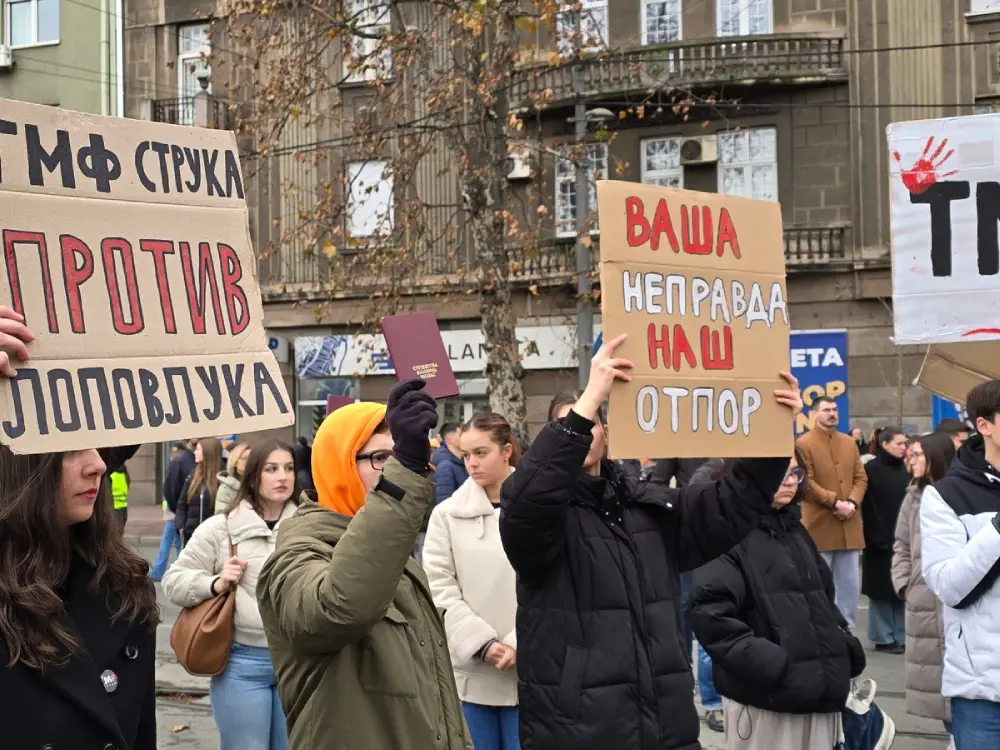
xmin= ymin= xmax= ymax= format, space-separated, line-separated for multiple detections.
xmin=949 ymin=434 xmax=1000 ymax=491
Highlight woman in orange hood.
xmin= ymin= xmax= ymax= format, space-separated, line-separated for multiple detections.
xmin=256 ymin=379 xmax=472 ymax=750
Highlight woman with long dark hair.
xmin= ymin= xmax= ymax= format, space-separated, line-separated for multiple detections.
xmin=164 ymin=439 xmax=300 ymax=750
xmin=498 ymin=334 xmax=803 ymax=750
xmin=690 ymin=452 xmax=867 ymax=749
xmin=176 ymin=436 xmax=224 ymax=544
xmin=0 ymin=307 xmax=161 ymax=749
xmin=892 ymin=432 xmax=956 ymax=742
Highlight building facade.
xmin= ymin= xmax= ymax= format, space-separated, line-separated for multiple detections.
xmin=0 ymin=0 xmax=124 ymax=114
xmin=119 ymin=0 xmax=1000 ymax=501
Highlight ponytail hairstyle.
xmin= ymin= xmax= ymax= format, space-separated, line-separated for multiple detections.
xmin=465 ymin=412 xmax=520 ymax=467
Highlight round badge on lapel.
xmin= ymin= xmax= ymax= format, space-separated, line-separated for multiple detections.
xmin=101 ymin=669 xmax=118 ymax=693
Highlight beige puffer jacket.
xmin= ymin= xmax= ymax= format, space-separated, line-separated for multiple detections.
xmin=214 ymin=471 xmax=241 ymax=515
xmin=163 ymin=498 xmax=297 ymax=648
xmin=891 ymin=484 xmax=950 ymax=722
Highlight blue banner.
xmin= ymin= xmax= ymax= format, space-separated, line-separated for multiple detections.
xmin=791 ymin=330 xmax=849 ymax=437
xmin=931 ymin=395 xmax=964 ymax=429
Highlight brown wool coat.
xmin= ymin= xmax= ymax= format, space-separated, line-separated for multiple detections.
xmin=891 ymin=484 xmax=949 ymax=722
xmin=796 ymin=428 xmax=868 ymax=552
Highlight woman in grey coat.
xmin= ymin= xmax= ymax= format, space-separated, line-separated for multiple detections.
xmin=891 ymin=432 xmax=955 ymax=733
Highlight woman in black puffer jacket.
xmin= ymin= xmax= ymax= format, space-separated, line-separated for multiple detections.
xmin=499 ymin=334 xmax=804 ymax=750
xmin=690 ymin=451 xmax=866 ymax=749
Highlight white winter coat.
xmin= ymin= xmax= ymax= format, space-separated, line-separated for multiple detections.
xmin=162 ymin=499 xmax=298 ymax=648
xmin=921 ymin=483 xmax=1000 ymax=702
xmin=422 ymin=474 xmax=518 ymax=707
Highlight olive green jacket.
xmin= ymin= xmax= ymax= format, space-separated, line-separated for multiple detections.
xmin=257 ymin=458 xmax=472 ymax=750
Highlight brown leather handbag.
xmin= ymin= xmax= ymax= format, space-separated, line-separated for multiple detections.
xmin=170 ymin=537 xmax=237 ymax=677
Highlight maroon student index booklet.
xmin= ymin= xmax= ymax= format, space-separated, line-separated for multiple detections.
xmin=380 ymin=311 xmax=460 ymax=399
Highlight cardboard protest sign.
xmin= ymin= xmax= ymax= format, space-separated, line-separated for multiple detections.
xmin=916 ymin=341 xmax=1000 ymax=405
xmin=380 ymin=311 xmax=460 ymax=399
xmin=597 ymin=181 xmax=791 ymax=459
xmin=888 ymin=114 xmax=1000 ymax=345
xmin=0 ymin=98 xmax=293 ymax=453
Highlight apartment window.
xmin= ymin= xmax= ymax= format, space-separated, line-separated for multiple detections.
xmin=556 ymin=0 xmax=608 ymax=55
xmin=6 ymin=0 xmax=59 ymax=47
xmin=970 ymin=0 xmax=1000 ymax=12
xmin=641 ymin=137 xmax=684 ymax=188
xmin=345 ymin=0 xmax=391 ymax=82
xmin=177 ymin=24 xmax=211 ymax=126
xmin=347 ymin=160 xmax=394 ymax=237
xmin=642 ymin=0 xmax=680 ymax=45
xmin=717 ymin=0 xmax=772 ymax=36
xmin=718 ymin=127 xmax=777 ymax=201
xmin=555 ymin=143 xmax=608 ymax=237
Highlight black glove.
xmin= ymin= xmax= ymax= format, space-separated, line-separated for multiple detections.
xmin=386 ymin=379 xmax=439 ymax=475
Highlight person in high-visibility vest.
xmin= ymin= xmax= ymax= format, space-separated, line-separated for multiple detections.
xmin=111 ymin=466 xmax=129 ymax=529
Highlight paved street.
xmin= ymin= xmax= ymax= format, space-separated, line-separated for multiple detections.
xmin=130 ymin=520 xmax=952 ymax=750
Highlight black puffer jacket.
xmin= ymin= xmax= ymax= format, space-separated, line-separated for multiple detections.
xmin=691 ymin=503 xmax=866 ymax=714
xmin=499 ymin=411 xmax=789 ymax=750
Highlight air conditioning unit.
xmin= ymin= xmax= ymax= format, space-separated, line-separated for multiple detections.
xmin=0 ymin=45 xmax=13 ymax=72
xmin=679 ymin=135 xmax=718 ymax=165
xmin=506 ymin=146 xmax=532 ymax=181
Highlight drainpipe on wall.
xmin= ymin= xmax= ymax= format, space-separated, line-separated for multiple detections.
xmin=115 ymin=0 xmax=124 ymax=116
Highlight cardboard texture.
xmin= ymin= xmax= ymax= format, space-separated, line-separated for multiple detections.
xmin=596 ymin=181 xmax=791 ymax=459
xmin=0 ymin=98 xmax=293 ymax=454
xmin=916 ymin=341 xmax=1000 ymax=405
xmin=380 ymin=311 xmax=460 ymax=399
xmin=888 ymin=114 xmax=1000 ymax=345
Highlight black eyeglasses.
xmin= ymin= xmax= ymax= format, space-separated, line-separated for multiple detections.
xmin=356 ymin=449 xmax=394 ymax=471
xmin=784 ymin=466 xmax=806 ymax=484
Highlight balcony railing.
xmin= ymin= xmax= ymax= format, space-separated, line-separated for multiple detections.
xmin=259 ymin=224 xmax=851 ymax=299
xmin=151 ymin=97 xmax=229 ymax=128
xmin=510 ymin=32 xmax=847 ymax=106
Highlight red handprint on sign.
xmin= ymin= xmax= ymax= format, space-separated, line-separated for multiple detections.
xmin=893 ymin=136 xmax=957 ymax=195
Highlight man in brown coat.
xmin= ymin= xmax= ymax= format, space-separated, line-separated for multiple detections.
xmin=796 ymin=396 xmax=868 ymax=628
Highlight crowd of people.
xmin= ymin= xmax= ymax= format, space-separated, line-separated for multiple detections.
xmin=3 ymin=303 xmax=1000 ymax=750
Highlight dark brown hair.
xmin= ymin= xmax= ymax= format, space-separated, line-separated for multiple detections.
xmin=188 ymin=437 xmax=223 ymax=500
xmin=916 ymin=432 xmax=956 ymax=489
xmin=548 ymin=390 xmax=606 ymax=425
xmin=465 ymin=412 xmax=521 ymax=467
xmin=0 ymin=448 xmax=159 ymax=669
xmin=231 ymin=440 xmax=301 ymax=517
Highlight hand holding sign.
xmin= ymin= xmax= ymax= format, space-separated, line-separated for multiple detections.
xmin=575 ymin=333 xmax=633 ymax=422
xmin=774 ymin=371 xmax=803 ymax=418
xmin=0 ymin=306 xmax=34 ymax=378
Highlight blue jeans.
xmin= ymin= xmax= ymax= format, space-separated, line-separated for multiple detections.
xmin=150 ymin=518 xmax=182 ymax=580
xmin=952 ymin=698 xmax=1000 ymax=750
xmin=697 ymin=643 xmax=722 ymax=711
xmin=461 ymin=702 xmax=520 ymax=750
xmin=868 ymin=598 xmax=905 ymax=647
xmin=210 ymin=644 xmax=288 ymax=750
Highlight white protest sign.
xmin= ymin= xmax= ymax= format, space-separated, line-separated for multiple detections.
xmin=889 ymin=114 xmax=1000 ymax=345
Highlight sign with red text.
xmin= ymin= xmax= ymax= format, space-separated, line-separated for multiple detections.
xmin=0 ymin=98 xmax=293 ymax=454
xmin=889 ymin=115 xmax=1000 ymax=345
xmin=597 ymin=181 xmax=791 ymax=458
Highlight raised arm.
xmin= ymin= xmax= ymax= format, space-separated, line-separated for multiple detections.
xmin=258 ymin=458 xmax=433 ymax=655
xmin=499 ymin=412 xmax=590 ymax=583
xmin=258 ymin=379 xmax=440 ymax=655
xmin=643 ymin=456 xmax=790 ymax=571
